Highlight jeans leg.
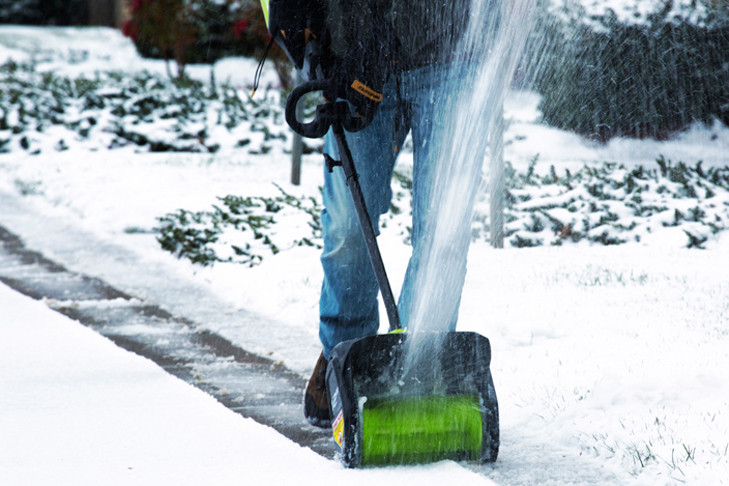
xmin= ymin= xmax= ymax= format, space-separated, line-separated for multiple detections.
xmin=319 ymin=81 xmax=409 ymax=358
xmin=397 ymin=64 xmax=483 ymax=333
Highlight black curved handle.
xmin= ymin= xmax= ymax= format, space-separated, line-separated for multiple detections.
xmin=285 ymin=80 xmax=377 ymax=139
xmin=285 ymin=80 xmax=332 ymax=139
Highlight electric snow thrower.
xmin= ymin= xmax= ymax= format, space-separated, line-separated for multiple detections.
xmin=285 ymin=83 xmax=500 ymax=467
xmin=259 ymin=0 xmax=498 ymax=468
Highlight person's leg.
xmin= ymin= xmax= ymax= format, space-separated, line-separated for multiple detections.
xmin=397 ymin=63 xmax=482 ymax=333
xmin=318 ymin=78 xmax=410 ymax=359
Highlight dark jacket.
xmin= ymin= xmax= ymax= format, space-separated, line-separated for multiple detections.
xmin=325 ymin=0 xmax=474 ymax=69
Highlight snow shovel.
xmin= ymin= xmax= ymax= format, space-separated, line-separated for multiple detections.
xmin=286 ymin=81 xmax=499 ymax=467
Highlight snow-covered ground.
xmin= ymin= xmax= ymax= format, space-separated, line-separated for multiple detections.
xmin=1 ymin=26 xmax=728 ymax=485
xmin=0 ymin=282 xmax=494 ymax=486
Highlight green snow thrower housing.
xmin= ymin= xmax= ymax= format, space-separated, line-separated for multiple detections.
xmin=327 ymin=332 xmax=499 ymax=467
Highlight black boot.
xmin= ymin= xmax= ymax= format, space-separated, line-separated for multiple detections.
xmin=303 ymin=352 xmax=331 ymax=428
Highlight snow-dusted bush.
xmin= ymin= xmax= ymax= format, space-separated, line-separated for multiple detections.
xmin=0 ymin=0 xmax=88 ymax=25
xmin=0 ymin=60 xmax=298 ymax=155
xmin=154 ymin=155 xmax=729 ymax=267
xmin=521 ymin=0 xmax=729 ymax=141
xmin=483 ymin=156 xmax=729 ymax=249
xmin=157 ymin=185 xmax=322 ymax=266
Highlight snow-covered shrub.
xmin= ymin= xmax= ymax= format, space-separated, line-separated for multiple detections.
xmin=155 ymin=156 xmax=729 ymax=268
xmin=156 ymin=185 xmax=322 ymax=266
xmin=0 ymin=60 xmax=298 ymax=155
xmin=0 ymin=0 xmax=38 ymax=24
xmin=522 ymin=0 xmax=729 ymax=141
xmin=0 ymin=0 xmax=88 ymax=25
xmin=483 ymin=156 xmax=729 ymax=249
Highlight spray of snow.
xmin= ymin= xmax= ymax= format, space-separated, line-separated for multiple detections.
xmin=405 ymin=1 xmax=535 ymax=340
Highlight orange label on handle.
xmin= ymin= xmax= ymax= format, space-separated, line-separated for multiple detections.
xmin=350 ymin=79 xmax=383 ymax=102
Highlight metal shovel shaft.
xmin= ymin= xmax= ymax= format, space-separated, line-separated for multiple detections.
xmin=331 ymin=121 xmax=402 ymax=331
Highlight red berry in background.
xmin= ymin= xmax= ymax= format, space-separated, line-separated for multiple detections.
xmin=232 ymin=19 xmax=248 ymax=38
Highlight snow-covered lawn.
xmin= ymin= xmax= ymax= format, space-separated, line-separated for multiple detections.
xmin=1 ymin=26 xmax=728 ymax=485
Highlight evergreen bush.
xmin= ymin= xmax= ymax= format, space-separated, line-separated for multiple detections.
xmin=156 ymin=186 xmax=323 ymax=266
xmin=520 ymin=0 xmax=729 ymax=141
xmin=123 ymin=0 xmax=290 ymax=85
xmin=490 ymin=156 xmax=729 ymax=249
xmin=0 ymin=0 xmax=88 ymax=25
xmin=0 ymin=60 xmax=298 ymax=155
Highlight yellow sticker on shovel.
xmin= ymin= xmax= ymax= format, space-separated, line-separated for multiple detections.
xmin=332 ymin=411 xmax=344 ymax=447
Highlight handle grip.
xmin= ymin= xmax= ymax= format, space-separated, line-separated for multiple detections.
xmin=285 ymin=80 xmax=376 ymax=139
xmin=285 ymin=80 xmax=332 ymax=139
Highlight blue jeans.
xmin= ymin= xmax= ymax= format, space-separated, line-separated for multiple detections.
xmin=319 ymin=63 xmax=478 ymax=358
